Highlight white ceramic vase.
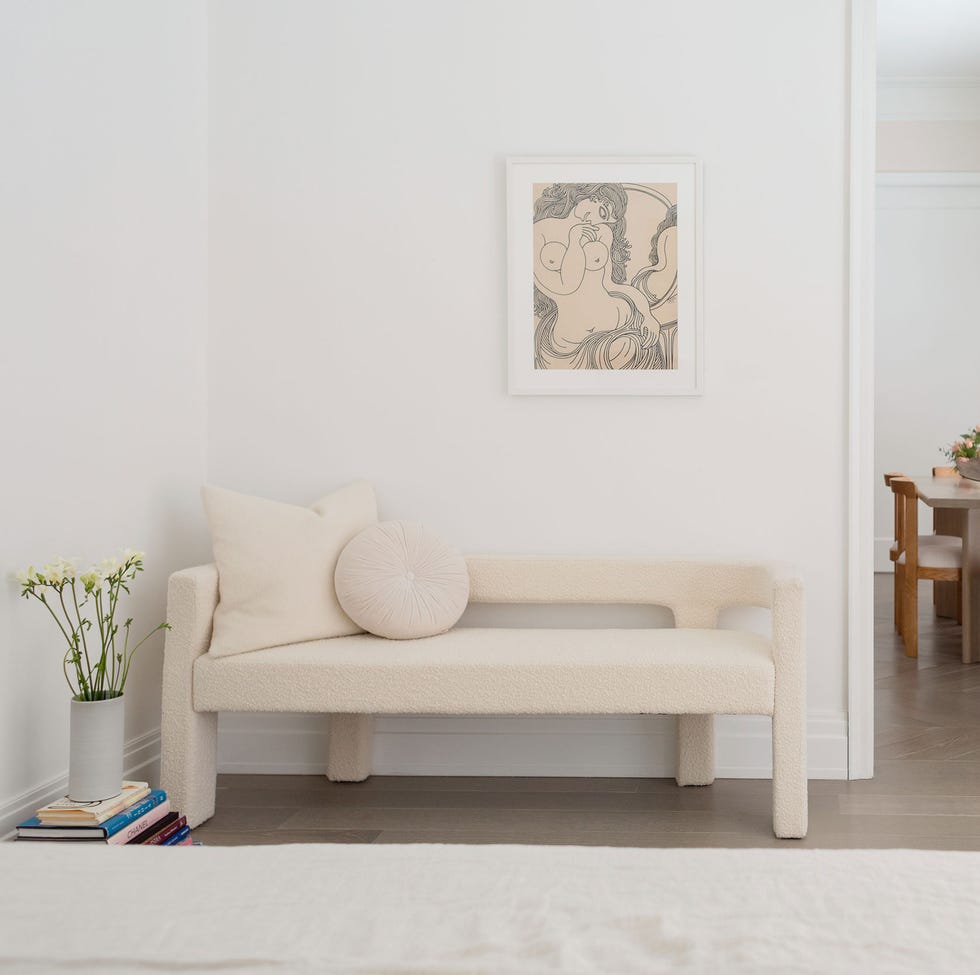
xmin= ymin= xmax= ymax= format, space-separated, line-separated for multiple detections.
xmin=68 ymin=695 xmax=125 ymax=801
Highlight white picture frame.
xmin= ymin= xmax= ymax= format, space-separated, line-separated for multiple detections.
xmin=507 ymin=156 xmax=702 ymax=396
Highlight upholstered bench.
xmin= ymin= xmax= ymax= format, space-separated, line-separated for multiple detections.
xmin=161 ymin=557 xmax=807 ymax=837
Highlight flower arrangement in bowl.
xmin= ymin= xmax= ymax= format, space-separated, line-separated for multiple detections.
xmin=14 ymin=550 xmax=170 ymax=799
xmin=942 ymin=425 xmax=980 ymax=481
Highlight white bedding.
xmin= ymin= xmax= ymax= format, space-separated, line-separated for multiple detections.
xmin=1 ymin=843 xmax=978 ymax=974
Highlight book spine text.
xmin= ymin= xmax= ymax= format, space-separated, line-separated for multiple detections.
xmin=107 ymin=801 xmax=171 ymax=845
xmin=102 ymin=790 xmax=167 ymax=838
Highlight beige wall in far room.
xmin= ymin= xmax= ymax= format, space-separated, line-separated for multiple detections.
xmin=877 ymin=120 xmax=980 ymax=171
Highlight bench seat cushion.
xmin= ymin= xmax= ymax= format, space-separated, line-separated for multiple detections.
xmin=193 ymin=628 xmax=775 ymax=716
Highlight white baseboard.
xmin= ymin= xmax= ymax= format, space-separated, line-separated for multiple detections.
xmin=0 ymin=728 xmax=161 ymax=840
xmin=217 ymin=711 xmax=848 ymax=780
xmin=3 ymin=711 xmax=847 ymax=839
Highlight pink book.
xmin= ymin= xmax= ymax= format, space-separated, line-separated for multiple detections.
xmin=174 ymin=836 xmax=193 ymax=846
xmin=107 ymin=800 xmax=171 ymax=845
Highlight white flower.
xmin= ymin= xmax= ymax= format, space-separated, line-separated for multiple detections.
xmin=99 ymin=555 xmax=122 ymax=576
xmin=78 ymin=568 xmax=103 ymax=593
xmin=42 ymin=557 xmax=77 ymax=585
xmin=13 ymin=568 xmax=33 ymax=586
xmin=122 ymin=548 xmax=145 ymax=563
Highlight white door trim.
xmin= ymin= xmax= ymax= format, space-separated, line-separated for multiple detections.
xmin=847 ymin=0 xmax=877 ymax=780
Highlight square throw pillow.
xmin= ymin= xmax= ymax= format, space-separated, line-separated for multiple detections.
xmin=203 ymin=481 xmax=377 ymax=657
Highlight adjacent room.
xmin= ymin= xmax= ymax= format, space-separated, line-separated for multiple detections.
xmin=875 ymin=8 xmax=980 ymax=776
xmin=2 ymin=1 xmax=980 ymax=971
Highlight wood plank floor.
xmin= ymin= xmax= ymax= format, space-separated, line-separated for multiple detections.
xmin=193 ymin=575 xmax=980 ymax=848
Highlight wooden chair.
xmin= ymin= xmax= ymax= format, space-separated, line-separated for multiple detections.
xmin=891 ymin=477 xmax=962 ymax=658
xmin=885 ymin=472 xmax=964 ymax=635
xmin=883 ymin=472 xmax=907 ymax=632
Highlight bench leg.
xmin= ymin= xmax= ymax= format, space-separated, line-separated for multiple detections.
xmin=327 ymin=714 xmax=374 ymax=782
xmin=676 ymin=714 xmax=715 ymax=786
xmin=161 ymin=709 xmax=218 ymax=830
xmin=772 ymin=706 xmax=808 ymax=839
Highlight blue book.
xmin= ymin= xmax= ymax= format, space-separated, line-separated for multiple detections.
xmin=100 ymin=790 xmax=167 ymax=838
xmin=161 ymin=825 xmax=191 ymax=846
xmin=17 ymin=790 xmax=167 ymax=840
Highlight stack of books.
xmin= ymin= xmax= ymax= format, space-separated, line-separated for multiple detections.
xmin=16 ymin=781 xmax=192 ymax=846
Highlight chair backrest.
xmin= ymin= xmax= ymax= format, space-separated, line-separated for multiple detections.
xmin=933 ymin=466 xmax=958 ymax=478
xmin=886 ymin=472 xmax=907 ymax=557
xmin=891 ymin=477 xmax=918 ymax=567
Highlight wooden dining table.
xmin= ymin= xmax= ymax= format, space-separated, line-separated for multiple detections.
xmin=909 ymin=474 xmax=980 ymax=663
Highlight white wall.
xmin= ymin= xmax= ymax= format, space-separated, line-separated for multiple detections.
xmin=0 ymin=1 xmax=855 ymax=805
xmin=0 ymin=2 xmax=208 ymax=831
xmin=874 ymin=176 xmax=980 ymax=569
xmin=208 ymin=0 xmax=850 ymax=776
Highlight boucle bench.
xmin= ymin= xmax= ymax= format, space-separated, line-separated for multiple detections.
xmin=160 ymin=557 xmax=807 ymax=837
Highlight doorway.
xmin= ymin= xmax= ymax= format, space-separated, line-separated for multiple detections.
xmin=864 ymin=1 xmax=980 ymax=777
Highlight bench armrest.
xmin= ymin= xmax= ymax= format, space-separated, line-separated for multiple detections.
xmin=161 ymin=564 xmax=219 ymax=827
xmin=769 ymin=565 xmax=805 ymax=675
xmin=164 ymin=564 xmax=219 ymax=668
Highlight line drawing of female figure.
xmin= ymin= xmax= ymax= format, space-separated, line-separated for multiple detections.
xmin=532 ymin=182 xmax=677 ymax=370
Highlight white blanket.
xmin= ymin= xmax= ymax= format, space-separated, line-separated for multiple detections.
xmin=1 ymin=843 xmax=977 ymax=974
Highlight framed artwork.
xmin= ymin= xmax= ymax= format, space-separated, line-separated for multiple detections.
xmin=507 ymin=157 xmax=702 ymax=395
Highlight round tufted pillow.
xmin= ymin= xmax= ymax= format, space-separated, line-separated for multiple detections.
xmin=334 ymin=521 xmax=470 ymax=640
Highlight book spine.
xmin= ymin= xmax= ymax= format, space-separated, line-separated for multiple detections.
xmin=141 ymin=815 xmax=187 ymax=846
xmin=102 ymin=790 xmax=167 ymax=838
xmin=106 ymin=800 xmax=171 ymax=845
xmin=127 ymin=811 xmax=177 ymax=845
xmin=161 ymin=825 xmax=191 ymax=846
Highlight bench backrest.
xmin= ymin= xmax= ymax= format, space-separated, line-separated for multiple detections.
xmin=465 ymin=558 xmax=775 ymax=629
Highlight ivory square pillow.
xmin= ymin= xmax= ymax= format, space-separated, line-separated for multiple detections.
xmin=203 ymin=481 xmax=377 ymax=657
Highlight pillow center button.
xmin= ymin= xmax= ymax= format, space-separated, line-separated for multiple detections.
xmin=404 ymin=571 xmax=416 ymax=582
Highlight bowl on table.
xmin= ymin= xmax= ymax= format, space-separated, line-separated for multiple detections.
xmin=956 ymin=458 xmax=980 ymax=481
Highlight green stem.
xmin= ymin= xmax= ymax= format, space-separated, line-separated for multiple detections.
xmin=108 ymin=616 xmax=118 ymax=692
xmin=70 ymin=580 xmax=96 ymax=694
xmin=114 ymin=619 xmax=131 ymax=694
xmin=32 ymin=589 xmax=84 ymax=698
xmin=93 ymin=588 xmax=107 ymax=694
xmin=61 ymin=647 xmax=78 ymax=697
xmin=108 ymin=576 xmax=121 ymax=694
xmin=118 ymin=623 xmax=167 ymax=693
xmin=28 ymin=589 xmax=73 ymax=647
xmin=60 ymin=586 xmax=91 ymax=693
xmin=32 ymin=589 xmax=85 ymax=695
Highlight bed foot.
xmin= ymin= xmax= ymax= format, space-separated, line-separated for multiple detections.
xmin=676 ymin=714 xmax=715 ymax=786
xmin=327 ymin=714 xmax=374 ymax=782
